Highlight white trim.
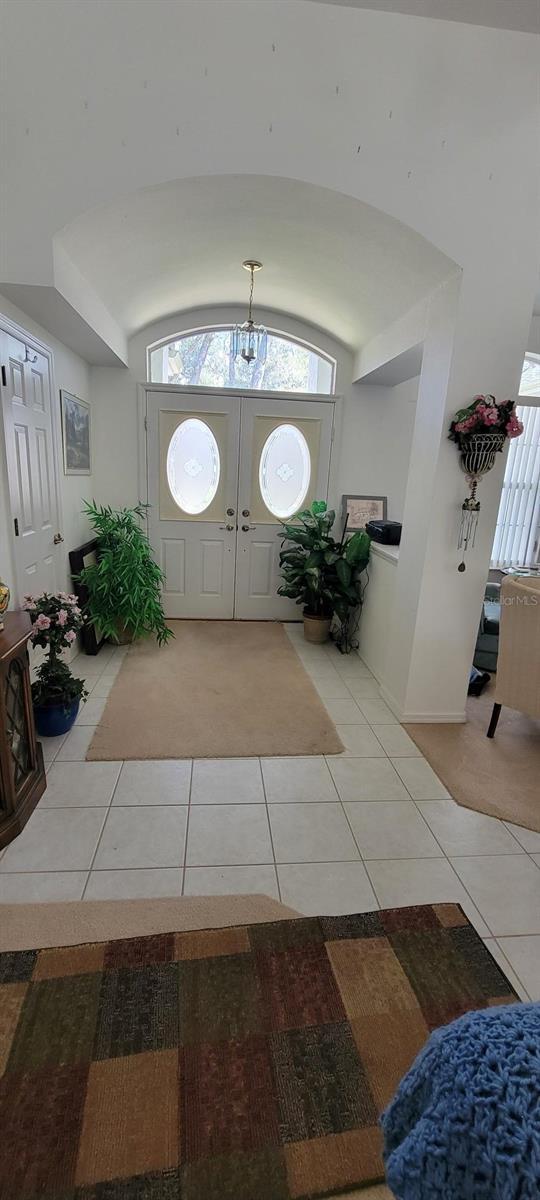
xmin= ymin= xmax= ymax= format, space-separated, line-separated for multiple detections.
xmin=379 ymin=683 xmax=466 ymax=724
xmin=0 ymin=311 xmax=64 ymax=600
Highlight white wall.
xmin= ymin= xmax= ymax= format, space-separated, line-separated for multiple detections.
xmin=0 ymin=292 xmax=94 ymax=598
xmin=336 ymin=376 xmax=418 ymax=522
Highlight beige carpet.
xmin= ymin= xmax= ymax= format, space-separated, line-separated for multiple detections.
xmin=406 ymin=681 xmax=540 ymax=833
xmin=0 ymin=892 xmax=391 ymax=1199
xmin=87 ymin=620 xmax=343 ymax=760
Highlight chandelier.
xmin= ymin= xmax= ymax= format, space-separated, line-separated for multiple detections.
xmin=232 ymin=260 xmax=267 ymax=366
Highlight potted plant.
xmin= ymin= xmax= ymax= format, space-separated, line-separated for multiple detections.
xmin=278 ymin=500 xmax=371 ymax=646
xmin=449 ymin=394 xmax=524 ymax=469
xmin=78 ymin=501 xmax=173 ymax=646
xmin=23 ymin=592 xmax=88 ymax=736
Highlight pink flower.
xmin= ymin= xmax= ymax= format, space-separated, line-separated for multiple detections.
xmin=506 ymin=415 xmax=524 ymax=439
xmin=65 ymin=630 xmax=77 ymax=643
xmin=56 ymin=608 xmax=68 ymax=626
xmin=22 ymin=598 xmax=36 ymax=611
xmin=34 ymin=613 xmax=51 ymax=630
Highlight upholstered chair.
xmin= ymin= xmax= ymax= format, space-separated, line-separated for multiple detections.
xmin=487 ymin=574 xmax=540 ymax=737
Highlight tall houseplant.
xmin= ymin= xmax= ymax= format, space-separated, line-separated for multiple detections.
xmin=278 ymin=501 xmax=371 ymax=647
xmin=24 ymin=592 xmax=88 ymax=736
xmin=79 ymin=502 xmax=173 ymax=646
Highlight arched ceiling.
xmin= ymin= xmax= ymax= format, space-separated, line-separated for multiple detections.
xmin=56 ymin=175 xmax=455 ymax=348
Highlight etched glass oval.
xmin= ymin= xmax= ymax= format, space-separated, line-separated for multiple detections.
xmin=259 ymin=424 xmax=311 ymax=519
xmin=166 ymin=418 xmax=220 ymax=515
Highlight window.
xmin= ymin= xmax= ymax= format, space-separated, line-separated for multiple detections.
xmin=491 ymin=404 xmax=540 ymax=568
xmin=519 ymin=353 xmax=540 ymax=398
xmin=148 ymin=328 xmax=335 ymax=394
xmin=166 ymin=418 xmax=220 ymax=514
xmin=259 ymin=424 xmax=311 ymax=518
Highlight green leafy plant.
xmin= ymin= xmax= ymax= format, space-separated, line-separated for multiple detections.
xmin=278 ymin=500 xmax=371 ymax=627
xmin=23 ymin=591 xmax=88 ymax=710
xmin=78 ymin=502 xmax=173 ymax=646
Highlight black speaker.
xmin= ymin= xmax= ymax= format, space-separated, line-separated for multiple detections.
xmin=365 ymin=520 xmax=402 ymax=545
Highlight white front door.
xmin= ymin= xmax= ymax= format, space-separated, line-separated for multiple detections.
xmin=234 ymin=397 xmax=334 ymax=619
xmin=147 ymin=391 xmax=240 ymax=618
xmin=0 ymin=330 xmax=61 ymax=600
xmin=146 ymin=389 xmax=335 ymax=619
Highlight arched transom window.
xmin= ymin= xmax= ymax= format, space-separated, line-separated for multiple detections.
xmin=148 ymin=327 xmax=335 ymax=394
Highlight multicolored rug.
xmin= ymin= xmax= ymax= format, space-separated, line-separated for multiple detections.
xmin=0 ymin=904 xmax=517 ymax=1199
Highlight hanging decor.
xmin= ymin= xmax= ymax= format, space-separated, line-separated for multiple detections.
xmin=232 ymin=260 xmax=268 ymax=367
xmin=448 ymin=395 xmax=524 ymax=572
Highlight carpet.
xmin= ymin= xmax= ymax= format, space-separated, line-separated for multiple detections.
xmin=406 ymin=680 xmax=540 ymax=833
xmin=0 ymin=904 xmax=517 ymax=1199
xmin=87 ymin=621 xmax=343 ymax=761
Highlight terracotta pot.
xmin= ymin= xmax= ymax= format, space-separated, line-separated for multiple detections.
xmin=303 ymin=612 xmax=332 ymax=644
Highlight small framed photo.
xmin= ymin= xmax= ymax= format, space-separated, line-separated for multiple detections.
xmin=342 ymin=494 xmax=387 ymax=531
xmin=61 ymin=390 xmax=91 ymax=475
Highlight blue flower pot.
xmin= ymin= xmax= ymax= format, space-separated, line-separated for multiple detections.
xmin=33 ymin=699 xmax=80 ymax=737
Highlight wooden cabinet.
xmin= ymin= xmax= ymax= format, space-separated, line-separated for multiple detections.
xmin=0 ymin=611 xmax=46 ymax=849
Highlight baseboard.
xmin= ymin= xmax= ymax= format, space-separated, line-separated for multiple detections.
xmin=378 ymin=684 xmax=466 ymax=724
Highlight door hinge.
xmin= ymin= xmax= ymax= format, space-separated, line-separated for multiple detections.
xmin=144 ymin=415 xmax=148 ymax=431
xmin=1 ymin=365 xmax=6 ymax=388
xmin=13 ymin=517 xmax=19 ymax=537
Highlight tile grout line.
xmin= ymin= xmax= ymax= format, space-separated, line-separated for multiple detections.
xmin=258 ymin=758 xmax=281 ymax=902
xmin=180 ymin=759 xmax=195 ymax=895
xmin=80 ymin=761 xmax=123 ymax=899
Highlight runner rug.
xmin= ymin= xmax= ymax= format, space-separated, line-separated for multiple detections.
xmin=0 ymin=904 xmax=517 ymax=1199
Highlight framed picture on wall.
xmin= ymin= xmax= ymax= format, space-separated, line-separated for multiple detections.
xmin=60 ymin=390 xmax=91 ymax=475
xmin=342 ymin=494 xmax=387 ymax=531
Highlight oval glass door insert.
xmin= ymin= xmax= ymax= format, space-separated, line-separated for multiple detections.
xmin=166 ymin=418 xmax=220 ymax=514
xmin=259 ymin=423 xmax=311 ymax=519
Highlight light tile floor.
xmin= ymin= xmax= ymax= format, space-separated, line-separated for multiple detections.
xmin=1 ymin=628 xmax=539 ymax=1001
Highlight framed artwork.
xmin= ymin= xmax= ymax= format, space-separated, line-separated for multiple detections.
xmin=342 ymin=494 xmax=387 ymax=531
xmin=61 ymin=390 xmax=91 ymax=474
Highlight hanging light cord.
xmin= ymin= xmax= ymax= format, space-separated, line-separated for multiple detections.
xmin=247 ymin=266 xmax=254 ymax=324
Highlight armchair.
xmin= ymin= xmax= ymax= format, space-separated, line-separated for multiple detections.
xmin=487 ymin=574 xmax=540 ymax=737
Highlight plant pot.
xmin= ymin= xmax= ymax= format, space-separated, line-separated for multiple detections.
xmin=110 ymin=620 xmax=134 ymax=645
xmin=303 ymin=611 xmax=332 ymax=644
xmin=33 ymin=698 xmax=80 ymax=737
xmin=459 ymin=432 xmax=506 ymax=479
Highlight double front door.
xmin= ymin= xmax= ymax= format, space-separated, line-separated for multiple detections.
xmin=146 ymin=390 xmax=335 ymax=619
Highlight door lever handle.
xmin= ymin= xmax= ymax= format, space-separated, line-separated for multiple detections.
xmin=241 ymin=524 xmax=257 ymax=532
xmin=219 ymin=524 xmax=235 ymax=532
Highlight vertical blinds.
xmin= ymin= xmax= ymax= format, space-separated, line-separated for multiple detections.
xmin=491 ymin=404 xmax=540 ymax=568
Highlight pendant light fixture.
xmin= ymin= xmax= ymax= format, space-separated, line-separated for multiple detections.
xmin=232 ymin=260 xmax=267 ymax=366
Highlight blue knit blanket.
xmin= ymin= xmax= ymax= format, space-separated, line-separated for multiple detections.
xmin=382 ymin=1003 xmax=540 ymax=1199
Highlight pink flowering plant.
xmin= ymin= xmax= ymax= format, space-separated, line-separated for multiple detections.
xmin=449 ymin=395 xmax=524 ymax=446
xmin=24 ymin=592 xmax=88 ymax=711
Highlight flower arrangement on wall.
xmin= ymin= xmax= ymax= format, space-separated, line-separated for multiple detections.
xmin=448 ymin=395 xmax=524 ymax=572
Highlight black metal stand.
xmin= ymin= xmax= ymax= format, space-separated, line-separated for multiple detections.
xmin=486 ymin=702 xmax=502 ymax=738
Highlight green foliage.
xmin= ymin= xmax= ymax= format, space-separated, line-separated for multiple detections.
xmin=32 ymin=659 xmax=88 ymax=710
xmin=277 ymin=501 xmax=371 ymax=624
xmin=79 ymin=502 xmax=173 ymax=646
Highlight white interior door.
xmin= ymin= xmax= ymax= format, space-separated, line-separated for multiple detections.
xmin=0 ymin=330 xmax=61 ymax=600
xmin=235 ymin=397 xmax=334 ymax=619
xmin=146 ymin=391 xmax=240 ymax=618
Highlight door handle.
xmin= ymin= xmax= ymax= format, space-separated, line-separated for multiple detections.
xmin=219 ymin=524 xmax=235 ymax=532
xmin=241 ymin=524 xmax=257 ymax=532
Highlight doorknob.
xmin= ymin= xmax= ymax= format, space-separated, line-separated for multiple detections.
xmin=226 ymin=508 xmax=235 ymax=516
xmin=53 ymin=532 xmax=64 ymax=545
xmin=242 ymin=509 xmax=250 ymax=517
xmin=220 ymin=524 xmax=235 ymax=532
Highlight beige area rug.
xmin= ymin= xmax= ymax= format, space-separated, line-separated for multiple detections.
xmin=87 ymin=620 xmax=343 ymax=760
xmin=406 ymin=680 xmax=540 ymax=833
xmin=0 ymin=892 xmax=391 ymax=1200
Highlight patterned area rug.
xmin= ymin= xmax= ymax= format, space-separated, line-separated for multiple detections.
xmin=0 ymin=904 xmax=517 ymax=1199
